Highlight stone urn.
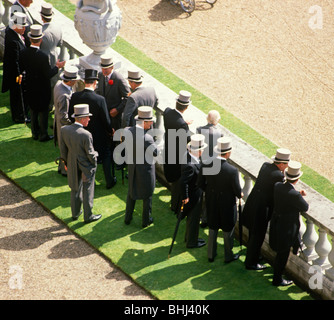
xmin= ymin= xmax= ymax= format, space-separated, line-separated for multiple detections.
xmin=74 ymin=0 xmax=122 ymax=69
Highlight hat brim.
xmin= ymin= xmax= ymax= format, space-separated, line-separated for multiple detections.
xmin=284 ymin=171 xmax=303 ymax=181
xmin=71 ymin=113 xmax=93 ymax=118
xmin=187 ymin=142 xmax=208 ymax=151
xmin=28 ymin=32 xmax=44 ymax=39
xmin=214 ymin=146 xmax=232 ymax=154
xmin=60 ymin=73 xmax=81 ymax=81
xmin=127 ymin=76 xmax=143 ymax=83
xmin=84 ymin=77 xmax=99 ymax=81
xmin=176 ymin=98 xmax=191 ymax=105
xmin=100 ymin=63 xmax=114 ymax=68
xmin=40 ymin=12 xmax=54 ymax=18
xmin=271 ymin=155 xmax=290 ymax=163
xmin=134 ymin=115 xmax=156 ymax=122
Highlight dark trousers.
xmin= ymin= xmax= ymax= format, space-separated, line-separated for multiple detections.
xmin=101 ymin=146 xmax=115 ymax=187
xmin=273 ymin=250 xmax=290 ymax=284
xmin=71 ymin=172 xmax=95 ymax=221
xmin=9 ymin=85 xmax=28 ymax=121
xmin=208 ymin=227 xmax=235 ymax=262
xmin=185 ymin=197 xmax=202 ymax=247
xmin=30 ymin=108 xmax=49 ymax=140
xmin=245 ymin=210 xmax=269 ymax=267
xmin=125 ymin=192 xmax=152 ymax=226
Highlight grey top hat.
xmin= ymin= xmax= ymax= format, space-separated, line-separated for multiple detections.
xmin=271 ymin=148 xmax=291 ymax=163
xmin=127 ymin=69 xmax=143 ymax=82
xmin=28 ymin=24 xmax=44 ymax=39
xmin=71 ymin=104 xmax=93 ymax=118
xmin=60 ymin=66 xmax=81 ymax=81
xmin=214 ymin=137 xmax=232 ymax=155
xmin=284 ymin=160 xmax=303 ymax=181
xmin=40 ymin=3 xmax=54 ymax=18
xmin=176 ymin=90 xmax=191 ymax=105
xmin=135 ymin=106 xmax=156 ymax=122
xmin=100 ymin=54 xmax=114 ymax=68
xmin=11 ymin=12 xmax=28 ymax=27
xmin=187 ymin=134 xmax=207 ymax=152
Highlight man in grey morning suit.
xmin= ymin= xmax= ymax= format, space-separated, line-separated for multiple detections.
xmin=54 ymin=66 xmax=80 ymax=175
xmin=60 ymin=104 xmax=101 ymax=223
xmin=39 ymin=3 xmax=63 ymax=108
xmin=122 ymin=69 xmax=159 ymax=128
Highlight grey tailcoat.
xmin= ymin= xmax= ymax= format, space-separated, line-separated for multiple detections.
xmin=53 ymin=80 xmax=73 ymax=146
xmin=60 ymin=123 xmax=98 ymax=191
xmin=122 ymin=86 xmax=159 ymax=128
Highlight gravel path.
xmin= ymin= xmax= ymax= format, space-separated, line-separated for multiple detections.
xmin=0 ymin=173 xmax=153 ymax=300
xmin=116 ymin=0 xmax=334 ymax=184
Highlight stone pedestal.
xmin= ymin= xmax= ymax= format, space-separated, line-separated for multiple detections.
xmin=74 ymin=0 xmax=122 ymax=70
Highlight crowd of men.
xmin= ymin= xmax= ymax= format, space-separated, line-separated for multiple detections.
xmin=1 ymin=2 xmax=309 ymax=288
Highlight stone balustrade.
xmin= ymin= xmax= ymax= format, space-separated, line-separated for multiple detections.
xmin=1 ymin=0 xmax=334 ymax=300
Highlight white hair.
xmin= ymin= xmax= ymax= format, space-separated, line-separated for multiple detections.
xmin=207 ymin=110 xmax=221 ymax=125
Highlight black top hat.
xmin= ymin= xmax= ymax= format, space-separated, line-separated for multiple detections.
xmin=84 ymin=69 xmax=99 ymax=81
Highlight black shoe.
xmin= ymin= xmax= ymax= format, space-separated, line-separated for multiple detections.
xmin=272 ymin=279 xmax=293 ymax=287
xmin=208 ymin=253 xmax=217 ymax=263
xmin=124 ymin=216 xmax=132 ymax=225
xmin=200 ymin=222 xmax=207 ymax=228
xmin=187 ymin=238 xmax=206 ymax=249
xmin=39 ymin=135 xmax=53 ymax=142
xmin=225 ymin=253 xmax=240 ymax=264
xmin=72 ymin=210 xmax=82 ymax=221
xmin=84 ymin=214 xmax=102 ymax=223
xmin=142 ymin=217 xmax=154 ymax=228
xmin=245 ymin=263 xmax=268 ymax=270
xmin=106 ymin=177 xmax=117 ymax=189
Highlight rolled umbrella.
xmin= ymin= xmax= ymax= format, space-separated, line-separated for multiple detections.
xmin=168 ymin=203 xmax=184 ymax=259
xmin=238 ymin=198 xmax=243 ymax=250
xmin=16 ymin=72 xmax=26 ymax=126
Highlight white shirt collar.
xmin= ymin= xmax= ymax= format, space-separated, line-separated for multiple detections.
xmin=75 ymin=121 xmax=83 ymax=127
xmin=62 ymin=81 xmax=72 ymax=91
xmin=216 ymin=156 xmax=227 ymax=161
xmin=85 ymin=87 xmax=94 ymax=91
xmin=189 ymin=152 xmax=200 ymax=164
xmin=30 ymin=45 xmax=40 ymax=49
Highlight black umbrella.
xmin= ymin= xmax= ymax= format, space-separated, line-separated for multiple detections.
xmin=238 ymin=198 xmax=243 ymax=250
xmin=168 ymin=203 xmax=184 ymax=259
xmin=16 ymin=72 xmax=26 ymax=126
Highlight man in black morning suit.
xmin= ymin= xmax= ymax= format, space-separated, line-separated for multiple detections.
xmin=69 ymin=69 xmax=115 ymax=189
xmin=163 ymin=90 xmax=192 ymax=212
xmin=1 ymin=12 xmax=28 ymax=123
xmin=179 ymin=134 xmax=207 ymax=249
xmin=243 ymin=148 xmax=291 ymax=270
xmin=269 ymin=161 xmax=309 ymax=286
xmin=200 ymin=137 xmax=243 ymax=263
xmin=19 ymin=24 xmax=65 ymax=141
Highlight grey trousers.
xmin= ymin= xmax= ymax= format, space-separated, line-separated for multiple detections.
xmin=207 ymin=227 xmax=235 ymax=262
xmin=71 ymin=172 xmax=95 ymax=221
xmin=125 ymin=192 xmax=152 ymax=226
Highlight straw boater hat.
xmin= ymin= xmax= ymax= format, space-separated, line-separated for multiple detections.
xmin=127 ymin=70 xmax=143 ymax=83
xmin=60 ymin=65 xmax=81 ymax=81
xmin=271 ymin=148 xmax=291 ymax=163
xmin=84 ymin=69 xmax=99 ymax=81
xmin=214 ymin=137 xmax=232 ymax=155
xmin=176 ymin=90 xmax=191 ymax=105
xmin=28 ymin=24 xmax=44 ymax=39
xmin=284 ymin=160 xmax=303 ymax=181
xmin=11 ymin=12 xmax=28 ymax=27
xmin=71 ymin=104 xmax=93 ymax=118
xmin=187 ymin=134 xmax=207 ymax=152
xmin=100 ymin=54 xmax=114 ymax=68
xmin=135 ymin=106 xmax=156 ymax=122
xmin=40 ymin=3 xmax=54 ymax=18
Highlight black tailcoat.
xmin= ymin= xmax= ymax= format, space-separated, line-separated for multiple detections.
xmin=163 ymin=107 xmax=191 ymax=183
xmin=69 ymin=89 xmax=113 ymax=159
xmin=201 ymin=158 xmax=242 ymax=232
xmin=269 ymin=182 xmax=309 ymax=252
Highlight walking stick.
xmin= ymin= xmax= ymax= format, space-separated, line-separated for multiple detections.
xmin=168 ymin=203 xmax=184 ymax=259
xmin=238 ymin=198 xmax=243 ymax=250
xmin=16 ymin=72 xmax=26 ymax=126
